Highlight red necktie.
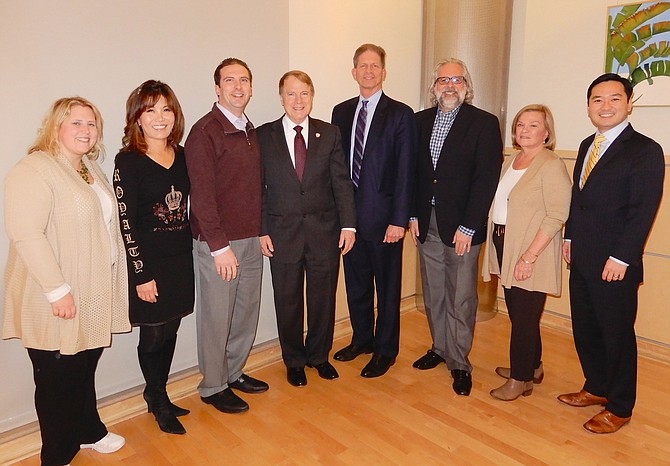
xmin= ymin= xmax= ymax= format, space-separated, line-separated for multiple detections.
xmin=294 ymin=125 xmax=306 ymax=182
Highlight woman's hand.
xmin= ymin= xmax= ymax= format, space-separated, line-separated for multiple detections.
xmin=51 ymin=293 xmax=76 ymax=319
xmin=514 ymin=253 xmax=536 ymax=281
xmin=137 ymin=280 xmax=158 ymax=303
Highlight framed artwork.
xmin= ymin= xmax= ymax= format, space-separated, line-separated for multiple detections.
xmin=606 ymin=1 xmax=670 ymax=106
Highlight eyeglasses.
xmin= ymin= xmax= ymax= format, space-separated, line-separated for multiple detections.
xmin=435 ymin=76 xmax=465 ymax=85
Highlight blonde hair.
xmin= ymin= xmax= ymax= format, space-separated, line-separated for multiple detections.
xmin=28 ymin=97 xmax=104 ymax=160
xmin=511 ymin=104 xmax=556 ymax=151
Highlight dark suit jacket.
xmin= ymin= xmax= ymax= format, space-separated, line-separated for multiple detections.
xmin=414 ymin=103 xmax=503 ymax=246
xmin=331 ymin=92 xmax=416 ymax=242
xmin=258 ymin=117 xmax=356 ymax=263
xmin=565 ymin=124 xmax=664 ymax=282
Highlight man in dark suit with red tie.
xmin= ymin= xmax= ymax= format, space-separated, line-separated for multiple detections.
xmin=258 ymin=71 xmax=356 ymax=387
xmin=409 ymin=58 xmax=502 ymax=396
xmin=559 ymin=73 xmax=664 ymax=434
xmin=331 ymin=43 xmax=417 ymax=378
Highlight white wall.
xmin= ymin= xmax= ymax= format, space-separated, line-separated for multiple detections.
xmin=0 ymin=0 xmax=422 ymax=433
xmin=507 ymin=0 xmax=670 ymax=151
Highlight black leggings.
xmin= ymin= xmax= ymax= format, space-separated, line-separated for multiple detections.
xmin=138 ymin=318 xmax=181 ymax=353
xmin=492 ymin=225 xmax=546 ymax=381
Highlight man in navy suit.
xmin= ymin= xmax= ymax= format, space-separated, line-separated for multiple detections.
xmin=409 ymin=58 xmax=502 ymax=396
xmin=331 ymin=43 xmax=417 ymax=378
xmin=257 ymin=71 xmax=356 ymax=387
xmin=559 ymin=73 xmax=664 ymax=434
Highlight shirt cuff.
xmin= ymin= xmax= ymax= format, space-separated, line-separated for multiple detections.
xmin=609 ymin=256 xmax=629 ymax=267
xmin=211 ymin=245 xmax=231 ymax=257
xmin=458 ymin=225 xmax=475 ymax=237
xmin=342 ymin=228 xmax=356 ymax=232
xmin=409 ymin=217 xmax=418 ymax=222
xmin=45 ymin=283 xmax=71 ymax=303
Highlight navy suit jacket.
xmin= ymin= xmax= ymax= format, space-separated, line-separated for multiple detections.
xmin=414 ymin=103 xmax=503 ymax=246
xmin=331 ymin=92 xmax=417 ymax=242
xmin=258 ymin=117 xmax=356 ymax=263
xmin=565 ymin=124 xmax=664 ymax=282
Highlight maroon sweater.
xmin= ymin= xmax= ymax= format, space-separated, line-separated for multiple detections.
xmin=184 ymin=104 xmax=261 ymax=251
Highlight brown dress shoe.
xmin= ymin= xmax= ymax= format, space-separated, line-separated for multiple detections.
xmin=583 ymin=409 xmax=631 ymax=434
xmin=557 ymin=389 xmax=608 ymax=407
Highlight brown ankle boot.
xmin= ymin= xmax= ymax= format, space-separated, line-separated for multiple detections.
xmin=494 ymin=362 xmax=544 ymax=384
xmin=490 ymin=378 xmax=533 ymax=401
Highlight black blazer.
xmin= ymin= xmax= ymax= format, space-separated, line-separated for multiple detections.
xmin=331 ymin=92 xmax=417 ymax=242
xmin=258 ymin=117 xmax=356 ymax=263
xmin=565 ymin=124 xmax=664 ymax=282
xmin=414 ymin=103 xmax=503 ymax=246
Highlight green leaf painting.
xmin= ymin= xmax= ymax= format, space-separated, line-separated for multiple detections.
xmin=606 ymin=1 xmax=670 ymax=90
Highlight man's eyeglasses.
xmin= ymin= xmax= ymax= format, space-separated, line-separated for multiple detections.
xmin=435 ymin=76 xmax=465 ymax=85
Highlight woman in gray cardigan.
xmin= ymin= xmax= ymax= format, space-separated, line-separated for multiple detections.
xmin=482 ymin=104 xmax=571 ymax=401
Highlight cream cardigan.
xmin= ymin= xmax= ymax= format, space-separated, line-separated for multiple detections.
xmin=3 ymin=151 xmax=130 ymax=354
xmin=482 ymin=148 xmax=572 ymax=295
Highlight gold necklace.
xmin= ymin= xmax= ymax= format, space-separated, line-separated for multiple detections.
xmin=77 ymin=162 xmax=90 ymax=183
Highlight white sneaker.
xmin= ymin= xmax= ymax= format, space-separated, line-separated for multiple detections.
xmin=80 ymin=431 xmax=125 ymax=453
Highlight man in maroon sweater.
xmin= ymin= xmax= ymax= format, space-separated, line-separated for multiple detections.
xmin=185 ymin=58 xmax=268 ymax=414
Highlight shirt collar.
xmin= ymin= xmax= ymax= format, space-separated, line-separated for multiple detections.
xmin=216 ymin=102 xmax=248 ymax=130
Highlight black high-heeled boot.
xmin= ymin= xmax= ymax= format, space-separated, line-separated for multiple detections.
xmin=138 ymin=350 xmax=186 ymax=434
xmin=159 ymin=336 xmax=190 ymax=417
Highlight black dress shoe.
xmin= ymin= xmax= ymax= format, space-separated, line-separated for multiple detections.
xmin=307 ymin=361 xmax=339 ymax=380
xmin=412 ymin=350 xmax=445 ymax=370
xmin=361 ymin=354 xmax=396 ymax=378
xmin=287 ymin=367 xmax=307 ymax=387
xmin=229 ymin=373 xmax=269 ymax=393
xmin=451 ymin=369 xmax=472 ymax=396
xmin=201 ymin=388 xmax=249 ymax=413
xmin=333 ymin=343 xmax=374 ymax=362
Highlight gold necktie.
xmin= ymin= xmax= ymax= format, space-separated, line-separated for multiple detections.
xmin=581 ymin=134 xmax=606 ymax=189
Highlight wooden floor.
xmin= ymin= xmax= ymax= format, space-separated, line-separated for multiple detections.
xmin=14 ymin=310 xmax=670 ymax=465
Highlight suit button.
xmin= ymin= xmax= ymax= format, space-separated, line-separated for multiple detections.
xmin=433 ymin=179 xmax=438 ymax=184
xmin=300 ymin=191 xmax=305 ymax=195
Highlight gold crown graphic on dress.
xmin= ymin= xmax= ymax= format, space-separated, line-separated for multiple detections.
xmin=165 ymin=185 xmax=182 ymax=211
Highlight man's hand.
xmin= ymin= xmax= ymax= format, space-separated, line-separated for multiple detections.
xmin=383 ymin=225 xmax=406 ymax=243
xmin=562 ymin=241 xmax=571 ymax=264
xmin=136 ymin=280 xmax=158 ymax=303
xmin=260 ymin=235 xmax=274 ymax=258
xmin=339 ymin=230 xmax=356 ymax=255
xmin=51 ymin=293 xmax=76 ymax=319
xmin=452 ymin=230 xmax=472 ymax=256
xmin=409 ymin=220 xmax=419 ymax=246
xmin=214 ymin=248 xmax=239 ymax=281
xmin=602 ymin=258 xmax=627 ymax=282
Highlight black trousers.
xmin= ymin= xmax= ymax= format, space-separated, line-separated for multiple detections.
xmin=343 ymin=235 xmax=403 ymax=358
xmin=28 ymin=347 xmax=107 ymax=466
xmin=569 ymin=262 xmax=639 ymax=418
xmin=492 ymin=226 xmax=546 ymax=382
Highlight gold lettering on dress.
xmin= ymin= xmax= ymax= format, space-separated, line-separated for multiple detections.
xmin=133 ymin=260 xmax=143 ymax=273
xmin=124 ymin=233 xmax=135 ymax=244
xmin=115 ymin=186 xmax=124 ymax=199
xmin=118 ymin=202 xmax=127 ymax=215
xmin=128 ymin=246 xmax=140 ymax=257
xmin=122 ymin=219 xmax=131 ymax=231
xmin=113 ymin=168 xmax=120 ymax=182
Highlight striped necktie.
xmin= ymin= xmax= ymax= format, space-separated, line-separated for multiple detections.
xmin=352 ymin=100 xmax=368 ymax=188
xmin=580 ymin=133 xmax=606 ymax=189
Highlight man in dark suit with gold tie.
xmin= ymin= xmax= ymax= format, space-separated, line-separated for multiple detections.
xmin=258 ymin=71 xmax=356 ymax=387
xmin=331 ymin=43 xmax=417 ymax=378
xmin=559 ymin=73 xmax=664 ymax=434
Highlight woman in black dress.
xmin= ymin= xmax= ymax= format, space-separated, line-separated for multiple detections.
xmin=114 ymin=80 xmax=194 ymax=434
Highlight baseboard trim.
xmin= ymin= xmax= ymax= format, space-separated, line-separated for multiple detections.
xmin=0 ymin=297 xmax=417 ymax=464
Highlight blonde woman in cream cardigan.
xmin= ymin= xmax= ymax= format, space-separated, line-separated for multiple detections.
xmin=482 ymin=104 xmax=571 ymax=401
xmin=3 ymin=97 xmax=130 ymax=466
